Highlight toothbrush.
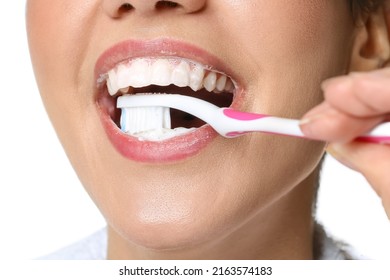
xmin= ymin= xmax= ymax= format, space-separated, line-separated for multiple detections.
xmin=117 ymin=94 xmax=390 ymax=144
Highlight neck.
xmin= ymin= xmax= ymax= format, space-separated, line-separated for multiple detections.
xmin=107 ymin=171 xmax=317 ymax=260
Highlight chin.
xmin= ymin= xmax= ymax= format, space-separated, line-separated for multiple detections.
xmin=108 ymin=206 xmax=227 ymax=251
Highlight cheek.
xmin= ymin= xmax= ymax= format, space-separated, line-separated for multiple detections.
xmin=203 ymin=0 xmax=348 ymax=218
xmin=26 ymin=0 xmax=97 ymax=96
xmin=225 ymin=0 xmax=352 ymax=62
xmin=26 ymin=0 xmax=100 ymax=158
xmin=218 ymin=0 xmax=354 ymax=115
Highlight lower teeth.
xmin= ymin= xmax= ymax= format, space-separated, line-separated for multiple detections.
xmin=120 ymin=106 xmax=195 ymax=141
xmin=132 ymin=127 xmax=196 ymax=141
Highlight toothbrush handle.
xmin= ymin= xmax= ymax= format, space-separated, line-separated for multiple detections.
xmin=221 ymin=109 xmax=390 ymax=144
xmin=355 ymin=122 xmax=390 ymax=144
xmin=220 ymin=109 xmax=304 ymax=138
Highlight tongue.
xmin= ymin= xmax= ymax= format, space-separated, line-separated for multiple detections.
xmin=120 ymin=106 xmax=196 ymax=141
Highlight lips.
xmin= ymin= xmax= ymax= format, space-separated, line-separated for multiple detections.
xmin=95 ymin=38 xmax=244 ymax=163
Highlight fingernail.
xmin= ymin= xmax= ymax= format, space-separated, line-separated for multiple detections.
xmin=299 ymin=114 xmax=324 ymax=137
xmin=321 ymin=78 xmax=334 ymax=90
xmin=300 ymin=113 xmax=324 ymax=125
xmin=326 ymin=143 xmax=357 ymax=170
xmin=299 ymin=117 xmax=312 ymax=126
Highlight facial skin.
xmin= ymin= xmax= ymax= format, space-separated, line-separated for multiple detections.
xmin=26 ymin=0 xmax=368 ymax=259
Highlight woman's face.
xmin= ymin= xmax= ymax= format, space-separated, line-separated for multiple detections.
xmin=26 ymin=0 xmax=355 ymax=252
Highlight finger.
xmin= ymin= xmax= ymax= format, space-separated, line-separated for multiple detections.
xmin=323 ymin=70 xmax=390 ymax=118
xmin=300 ymin=102 xmax=384 ymax=142
xmin=326 ymin=141 xmax=390 ymax=219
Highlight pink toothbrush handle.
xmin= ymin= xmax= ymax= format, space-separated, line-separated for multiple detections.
xmin=355 ymin=136 xmax=390 ymax=144
xmin=222 ymin=109 xmax=390 ymax=144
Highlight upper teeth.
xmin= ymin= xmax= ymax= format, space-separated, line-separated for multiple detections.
xmin=104 ymin=57 xmax=234 ymax=95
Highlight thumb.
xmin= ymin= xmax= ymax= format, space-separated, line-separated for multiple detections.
xmin=326 ymin=142 xmax=390 ymax=219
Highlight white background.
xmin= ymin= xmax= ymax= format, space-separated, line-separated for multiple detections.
xmin=0 ymin=1 xmax=389 ymax=260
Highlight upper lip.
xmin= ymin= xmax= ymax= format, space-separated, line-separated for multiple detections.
xmin=94 ymin=38 xmax=243 ymax=95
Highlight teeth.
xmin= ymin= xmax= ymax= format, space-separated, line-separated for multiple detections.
xmin=107 ymin=69 xmax=118 ymax=95
xmin=203 ymin=72 xmax=217 ymax=92
xmin=171 ymin=61 xmax=191 ymax=87
xmin=224 ymin=78 xmax=234 ymax=92
xmin=216 ymin=75 xmax=227 ymax=92
xmin=189 ymin=65 xmax=205 ymax=91
xmin=127 ymin=59 xmax=150 ymax=88
xmin=133 ymin=127 xmax=196 ymax=142
xmin=105 ymin=57 xmax=234 ymax=96
xmin=119 ymin=87 xmax=129 ymax=94
xmin=116 ymin=64 xmax=131 ymax=89
xmin=151 ymin=59 xmax=172 ymax=86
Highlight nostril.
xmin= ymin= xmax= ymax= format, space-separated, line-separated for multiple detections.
xmin=155 ymin=1 xmax=181 ymax=10
xmin=119 ymin=3 xmax=134 ymax=14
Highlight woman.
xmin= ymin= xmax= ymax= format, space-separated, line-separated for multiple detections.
xmin=26 ymin=0 xmax=390 ymax=259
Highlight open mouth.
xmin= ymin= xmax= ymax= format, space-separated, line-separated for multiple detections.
xmin=98 ymin=57 xmax=235 ymax=141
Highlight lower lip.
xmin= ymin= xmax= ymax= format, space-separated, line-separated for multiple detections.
xmin=98 ymin=101 xmax=218 ymax=163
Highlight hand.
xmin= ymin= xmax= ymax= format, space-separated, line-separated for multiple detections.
xmin=300 ymin=68 xmax=390 ymax=219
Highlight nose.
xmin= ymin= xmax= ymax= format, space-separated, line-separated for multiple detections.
xmin=102 ymin=0 xmax=206 ymax=18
